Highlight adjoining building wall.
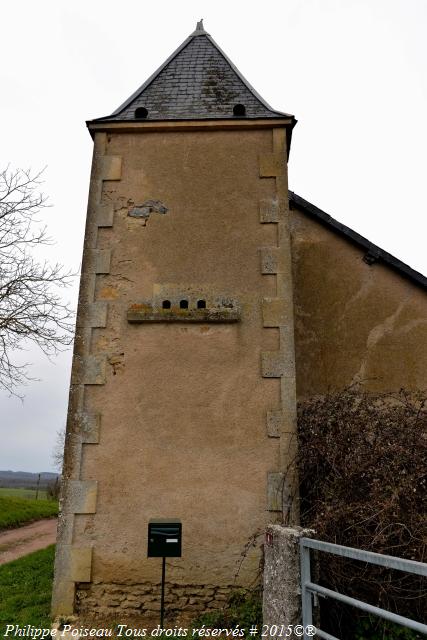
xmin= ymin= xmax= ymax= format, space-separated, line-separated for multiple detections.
xmin=52 ymin=123 xmax=298 ymax=619
xmin=290 ymin=206 xmax=427 ymax=397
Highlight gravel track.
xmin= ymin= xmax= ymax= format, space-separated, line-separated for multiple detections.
xmin=0 ymin=518 xmax=57 ymax=565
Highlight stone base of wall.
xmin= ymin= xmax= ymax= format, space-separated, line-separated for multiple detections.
xmin=76 ymin=582 xmax=246 ymax=619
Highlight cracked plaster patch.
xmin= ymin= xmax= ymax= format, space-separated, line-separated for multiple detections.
xmin=128 ymin=200 xmax=168 ymax=225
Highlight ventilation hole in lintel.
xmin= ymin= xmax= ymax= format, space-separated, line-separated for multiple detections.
xmin=197 ymin=300 xmax=206 ymax=309
xmin=135 ymin=107 xmax=148 ymax=119
xmin=162 ymin=300 xmax=171 ymax=309
xmin=180 ymin=300 xmax=189 ymax=309
xmin=233 ymin=104 xmax=246 ymax=117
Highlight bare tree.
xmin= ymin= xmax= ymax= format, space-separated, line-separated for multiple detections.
xmin=0 ymin=166 xmax=75 ymax=396
xmin=52 ymin=426 xmax=66 ymax=472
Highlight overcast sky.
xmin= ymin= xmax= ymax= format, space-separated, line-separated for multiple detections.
xmin=1 ymin=0 xmax=426 ymax=473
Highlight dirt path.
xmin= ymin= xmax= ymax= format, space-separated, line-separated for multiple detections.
xmin=0 ymin=518 xmax=57 ymax=565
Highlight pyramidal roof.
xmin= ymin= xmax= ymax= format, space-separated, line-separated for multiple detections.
xmin=92 ymin=21 xmax=294 ymax=123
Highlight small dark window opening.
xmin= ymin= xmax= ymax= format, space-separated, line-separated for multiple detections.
xmin=162 ymin=300 xmax=171 ymax=309
xmin=197 ymin=300 xmax=206 ymax=309
xmin=233 ymin=104 xmax=246 ymax=117
xmin=180 ymin=300 xmax=189 ymax=309
xmin=135 ymin=107 xmax=148 ymax=119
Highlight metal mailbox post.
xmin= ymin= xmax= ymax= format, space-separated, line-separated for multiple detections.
xmin=148 ymin=519 xmax=182 ymax=627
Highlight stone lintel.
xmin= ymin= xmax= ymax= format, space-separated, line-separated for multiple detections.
xmin=127 ymin=303 xmax=240 ymax=323
xmin=259 ymin=153 xmax=285 ymax=178
xmin=267 ymin=472 xmax=284 ymax=512
xmin=261 ymin=351 xmax=285 ymax=378
xmin=71 ymin=355 xmax=107 ymax=385
xmin=66 ymin=481 xmax=97 ymax=514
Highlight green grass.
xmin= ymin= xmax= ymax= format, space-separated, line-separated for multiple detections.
xmin=0 ymin=496 xmax=58 ymax=530
xmin=193 ymin=589 xmax=262 ymax=637
xmin=0 ymin=545 xmax=55 ymax=634
xmin=0 ymin=487 xmax=48 ymax=500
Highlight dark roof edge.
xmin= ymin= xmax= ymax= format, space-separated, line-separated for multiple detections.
xmin=289 ymin=191 xmax=427 ymax=290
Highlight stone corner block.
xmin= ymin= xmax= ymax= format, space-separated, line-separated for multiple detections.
xmin=267 ymin=471 xmax=284 ymax=512
xmin=99 ymin=155 xmax=122 ymax=181
xmin=95 ymin=203 xmax=114 ymax=228
xmin=76 ymin=302 xmax=108 ymax=329
xmin=266 ymin=409 xmax=284 ymax=438
xmin=74 ymin=413 xmax=101 ymax=444
xmin=70 ymin=546 xmax=93 ymax=582
xmin=86 ymin=249 xmax=112 ymax=274
xmin=262 ymin=298 xmax=289 ymax=327
xmin=51 ymin=578 xmax=75 ymax=618
xmin=95 ymin=249 xmax=112 ymax=274
xmin=65 ymin=480 xmax=97 ymax=514
xmin=71 ymin=355 xmax=107 ymax=385
xmin=261 ymin=351 xmax=285 ymax=378
xmin=260 ymin=247 xmax=279 ymax=274
xmin=259 ymin=199 xmax=280 ymax=223
xmin=259 ymin=153 xmax=285 ymax=178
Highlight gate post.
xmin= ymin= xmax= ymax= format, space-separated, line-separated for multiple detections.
xmin=263 ymin=526 xmax=315 ymax=634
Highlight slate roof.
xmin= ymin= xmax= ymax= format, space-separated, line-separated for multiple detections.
xmin=290 ymin=192 xmax=427 ymax=290
xmin=91 ymin=21 xmax=294 ymax=123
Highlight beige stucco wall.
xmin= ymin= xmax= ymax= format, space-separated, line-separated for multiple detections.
xmin=53 ymin=122 xmax=297 ymax=619
xmin=290 ymin=206 xmax=427 ymax=398
xmin=81 ymin=128 xmax=279 ymax=584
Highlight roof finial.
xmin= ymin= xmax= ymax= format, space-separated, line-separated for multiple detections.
xmin=191 ymin=19 xmax=208 ymax=36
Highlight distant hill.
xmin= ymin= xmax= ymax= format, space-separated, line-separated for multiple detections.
xmin=0 ymin=470 xmax=59 ymax=489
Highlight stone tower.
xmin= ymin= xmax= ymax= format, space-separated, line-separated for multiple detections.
xmin=52 ymin=21 xmax=298 ymax=620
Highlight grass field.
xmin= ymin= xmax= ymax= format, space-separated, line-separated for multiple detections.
xmin=0 ymin=545 xmax=55 ymax=633
xmin=0 ymin=496 xmax=58 ymax=530
xmin=0 ymin=487 xmax=48 ymax=500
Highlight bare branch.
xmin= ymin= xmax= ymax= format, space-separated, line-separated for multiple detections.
xmin=0 ymin=166 xmax=75 ymax=396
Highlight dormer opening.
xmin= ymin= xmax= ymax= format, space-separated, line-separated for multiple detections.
xmin=233 ymin=104 xmax=246 ymax=117
xmin=135 ymin=107 xmax=148 ymax=119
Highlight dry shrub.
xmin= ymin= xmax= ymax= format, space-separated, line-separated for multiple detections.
xmin=297 ymin=388 xmax=427 ymax=635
